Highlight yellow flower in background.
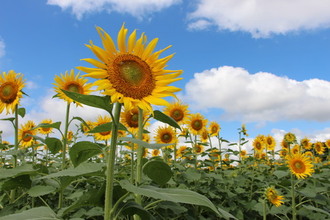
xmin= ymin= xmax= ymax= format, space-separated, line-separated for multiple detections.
xmin=77 ymin=24 xmax=183 ymax=112
xmin=67 ymin=131 xmax=74 ymax=142
xmin=193 ymin=144 xmax=204 ymax=154
xmin=81 ymin=120 xmax=95 ymax=135
xmin=188 ymin=113 xmax=208 ymax=135
xmin=301 ymin=137 xmax=312 ymax=150
xmin=38 ymin=119 xmax=53 ymax=135
xmin=314 ymin=141 xmax=325 ymax=155
xmin=208 ymin=121 xmax=220 ymax=136
xmin=325 ymin=139 xmax=330 ymax=149
xmin=265 ymin=135 xmax=276 ymax=151
xmin=287 ymin=153 xmax=314 ymax=179
xmin=0 ymin=70 xmax=25 ymax=114
xmin=155 ymin=126 xmax=177 ymax=146
xmin=279 ymin=149 xmax=288 ymax=158
xmin=53 ymin=69 xmax=93 ymax=106
xmin=200 ymin=128 xmax=209 ymax=143
xmin=176 ymin=146 xmax=189 ymax=159
xmin=281 ymin=139 xmax=289 ymax=150
xmin=93 ymin=115 xmax=112 ymax=141
xmin=265 ymin=186 xmax=284 ymax=207
xmin=241 ymin=124 xmax=248 ymax=136
xmin=284 ymin=132 xmax=296 ymax=143
xmin=120 ymin=107 xmax=149 ymax=134
xmin=291 ymin=144 xmax=301 ymax=155
xmin=253 ymin=136 xmax=264 ymax=153
xmin=163 ymin=101 xmax=189 ymax=125
xmin=151 ymin=149 xmax=161 ymax=157
xmin=19 ymin=120 xmax=37 ymax=148
xmin=240 ymin=150 xmax=248 ymax=159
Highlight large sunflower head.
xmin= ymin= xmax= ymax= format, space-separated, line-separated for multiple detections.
xmin=155 ymin=125 xmax=177 ymax=146
xmin=53 ymin=69 xmax=93 ymax=106
xmin=0 ymin=70 xmax=25 ymax=114
xmin=265 ymin=186 xmax=284 ymax=207
xmin=77 ymin=25 xmax=183 ymax=112
xmin=93 ymin=115 xmax=112 ymax=141
xmin=283 ymin=132 xmax=296 ymax=144
xmin=208 ymin=121 xmax=220 ymax=136
xmin=313 ymin=141 xmax=325 ymax=155
xmin=287 ymin=153 xmax=314 ymax=179
xmin=188 ymin=113 xmax=208 ymax=135
xmin=163 ymin=101 xmax=189 ymax=125
xmin=38 ymin=119 xmax=53 ymax=135
xmin=19 ymin=120 xmax=37 ymax=148
xmin=253 ymin=136 xmax=265 ymax=153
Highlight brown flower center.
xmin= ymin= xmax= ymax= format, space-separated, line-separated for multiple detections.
xmin=109 ymin=54 xmax=155 ymax=100
xmin=191 ymin=119 xmax=203 ymax=131
xmin=22 ymin=131 xmax=33 ymax=142
xmin=293 ymin=160 xmax=305 ymax=173
xmin=65 ymin=82 xmax=83 ymax=94
xmin=0 ymin=82 xmax=18 ymax=104
xmin=161 ymin=133 xmax=172 ymax=143
xmin=171 ymin=109 xmax=184 ymax=122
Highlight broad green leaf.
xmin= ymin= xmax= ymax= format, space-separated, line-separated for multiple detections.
xmin=40 ymin=163 xmax=104 ymax=179
xmin=119 ymin=180 xmax=236 ymax=219
xmin=121 ymin=201 xmax=155 ymax=220
xmin=153 ymin=110 xmax=181 ymax=130
xmin=0 ymin=164 xmax=36 ymax=179
xmin=183 ymin=168 xmax=201 ymax=181
xmin=45 ymin=137 xmax=62 ymax=154
xmin=143 ymin=160 xmax=172 ymax=185
xmin=302 ymin=205 xmax=330 ymax=217
xmin=69 ymin=141 xmax=103 ymax=167
xmin=1 ymin=174 xmax=32 ymax=191
xmin=88 ymin=122 xmax=128 ymax=133
xmin=34 ymin=122 xmax=61 ymax=131
xmin=61 ymin=90 xmax=113 ymax=113
xmin=118 ymin=137 xmax=173 ymax=149
xmin=0 ymin=206 xmax=59 ymax=220
xmin=28 ymin=185 xmax=57 ymax=197
xmin=17 ymin=107 xmax=26 ymax=118
xmin=273 ymin=170 xmax=288 ymax=179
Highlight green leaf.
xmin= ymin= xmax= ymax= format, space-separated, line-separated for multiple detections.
xmin=118 ymin=137 xmax=173 ymax=149
xmin=0 ymin=207 xmax=60 ymax=220
xmin=302 ymin=205 xmax=330 ymax=217
xmin=120 ymin=180 xmax=236 ymax=220
xmin=17 ymin=107 xmax=26 ymax=118
xmin=153 ymin=110 xmax=181 ymax=130
xmin=40 ymin=162 xmax=104 ymax=179
xmin=120 ymin=201 xmax=155 ymax=220
xmin=28 ymin=185 xmax=57 ymax=197
xmin=0 ymin=117 xmax=15 ymax=122
xmin=143 ymin=160 xmax=172 ymax=185
xmin=273 ymin=170 xmax=288 ymax=179
xmin=0 ymin=164 xmax=36 ymax=179
xmin=45 ymin=137 xmax=62 ymax=154
xmin=35 ymin=122 xmax=62 ymax=131
xmin=61 ymin=90 xmax=113 ymax=113
xmin=1 ymin=175 xmax=32 ymax=191
xmin=88 ymin=122 xmax=128 ymax=133
xmin=69 ymin=141 xmax=103 ymax=167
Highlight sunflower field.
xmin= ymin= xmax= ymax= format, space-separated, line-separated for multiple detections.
xmin=0 ymin=25 xmax=330 ymax=220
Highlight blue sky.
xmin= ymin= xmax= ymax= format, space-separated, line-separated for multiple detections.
xmin=1 ymin=0 xmax=330 ymax=146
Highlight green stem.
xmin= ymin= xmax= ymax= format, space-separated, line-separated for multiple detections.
xmin=104 ymin=102 xmax=122 ymax=220
xmin=217 ymin=134 xmax=222 ymax=171
xmin=10 ymin=105 xmax=19 ymax=203
xmin=61 ymin=102 xmax=71 ymax=170
xmin=291 ymin=173 xmax=297 ymax=220
xmin=263 ymin=199 xmax=267 ymax=220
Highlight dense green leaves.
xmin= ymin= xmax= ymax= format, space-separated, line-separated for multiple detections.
xmin=69 ymin=141 xmax=103 ymax=167
xmin=143 ymin=160 xmax=172 ymax=185
xmin=45 ymin=137 xmax=63 ymax=154
xmin=28 ymin=185 xmax=57 ymax=197
xmin=118 ymin=137 xmax=173 ymax=149
xmin=0 ymin=207 xmax=59 ymax=220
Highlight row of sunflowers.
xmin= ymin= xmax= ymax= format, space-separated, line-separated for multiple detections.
xmin=0 ymin=24 xmax=329 ymax=219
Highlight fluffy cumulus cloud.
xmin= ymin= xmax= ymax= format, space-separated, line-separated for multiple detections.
xmin=184 ymin=66 xmax=330 ymax=122
xmin=47 ymin=0 xmax=181 ymax=19
xmin=188 ymin=0 xmax=330 ymax=38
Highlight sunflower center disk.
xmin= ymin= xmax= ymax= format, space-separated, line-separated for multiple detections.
xmin=67 ymin=83 xmax=82 ymax=93
xmin=0 ymin=83 xmax=18 ymax=103
xmin=161 ymin=133 xmax=172 ymax=143
xmin=171 ymin=109 xmax=183 ymax=121
xmin=192 ymin=120 xmax=202 ymax=131
xmin=111 ymin=54 xmax=155 ymax=100
xmin=294 ymin=161 xmax=304 ymax=171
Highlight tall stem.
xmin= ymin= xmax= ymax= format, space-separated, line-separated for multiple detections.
xmin=61 ymin=102 xmax=71 ymax=170
xmin=291 ymin=173 xmax=297 ymax=220
xmin=14 ymin=104 xmax=19 ymax=167
xmin=217 ymin=134 xmax=222 ymax=171
xmin=104 ymin=102 xmax=122 ymax=220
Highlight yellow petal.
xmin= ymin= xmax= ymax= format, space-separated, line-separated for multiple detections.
xmin=144 ymin=96 xmax=169 ymax=106
xmin=117 ymin=24 xmax=128 ymax=53
xmin=81 ymin=58 xmax=107 ymax=69
xmin=96 ymin=26 xmax=117 ymax=54
xmin=142 ymin=38 xmax=158 ymax=60
xmin=128 ymin=29 xmax=137 ymax=52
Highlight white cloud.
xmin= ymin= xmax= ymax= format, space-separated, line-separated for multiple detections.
xmin=47 ymin=0 xmax=181 ymax=19
xmin=188 ymin=0 xmax=330 ymax=38
xmin=184 ymin=66 xmax=330 ymax=122
xmin=0 ymin=39 xmax=5 ymax=58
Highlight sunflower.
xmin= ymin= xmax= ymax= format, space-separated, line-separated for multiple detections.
xmin=325 ymin=139 xmax=330 ymax=149
xmin=253 ymin=136 xmax=264 ymax=153
xmin=67 ymin=131 xmax=74 ymax=142
xmin=287 ymin=153 xmax=314 ymax=179
xmin=143 ymin=148 xmax=149 ymax=158
xmin=155 ymin=126 xmax=177 ymax=146
xmin=240 ymin=150 xmax=247 ymax=159
xmin=301 ymin=137 xmax=312 ymax=150
xmin=241 ymin=124 xmax=248 ymax=136
xmin=193 ymin=144 xmax=204 ymax=154
xmin=151 ymin=149 xmax=161 ymax=157
xmin=265 ymin=135 xmax=276 ymax=151
xmin=281 ymin=139 xmax=289 ymax=150
xmin=120 ymin=107 xmax=149 ymax=134
xmin=38 ymin=119 xmax=53 ymax=135
xmin=93 ymin=115 xmax=112 ymax=141
xmin=265 ymin=186 xmax=284 ymax=207
xmin=279 ymin=149 xmax=288 ymax=158
xmin=208 ymin=149 xmax=220 ymax=161
xmin=188 ymin=113 xmax=208 ymax=135
xmin=81 ymin=120 xmax=95 ymax=135
xmin=284 ymin=132 xmax=296 ymax=143
xmin=0 ymin=70 xmax=25 ymax=114
xmin=313 ymin=141 xmax=325 ymax=155
xmin=291 ymin=144 xmax=301 ymax=155
xmin=77 ymin=25 xmax=183 ymax=112
xmin=53 ymin=69 xmax=93 ymax=106
xmin=200 ymin=128 xmax=209 ymax=143
xmin=163 ymin=101 xmax=189 ymax=125
xmin=208 ymin=121 xmax=220 ymax=136
xmin=19 ymin=120 xmax=37 ymax=148
xmin=176 ymin=146 xmax=191 ymax=159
